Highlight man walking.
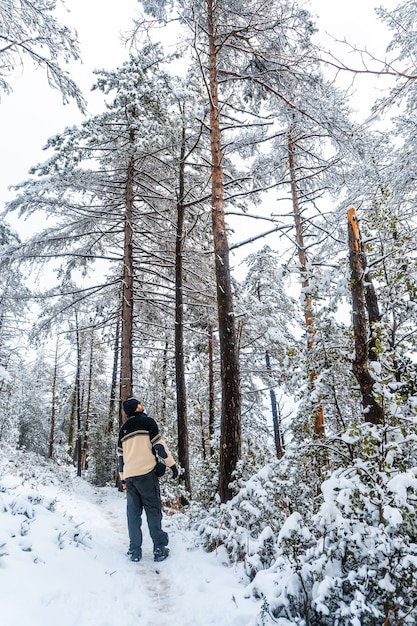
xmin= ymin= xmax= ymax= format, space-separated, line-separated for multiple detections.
xmin=117 ymin=397 xmax=179 ymax=562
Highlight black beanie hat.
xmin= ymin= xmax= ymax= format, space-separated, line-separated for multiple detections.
xmin=123 ymin=397 xmax=140 ymax=417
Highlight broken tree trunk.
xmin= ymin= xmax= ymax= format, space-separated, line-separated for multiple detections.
xmin=347 ymin=207 xmax=383 ymax=425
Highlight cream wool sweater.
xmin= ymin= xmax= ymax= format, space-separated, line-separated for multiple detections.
xmin=117 ymin=411 xmax=175 ymax=480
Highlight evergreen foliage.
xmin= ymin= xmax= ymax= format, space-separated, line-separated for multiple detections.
xmin=0 ymin=0 xmax=85 ymax=108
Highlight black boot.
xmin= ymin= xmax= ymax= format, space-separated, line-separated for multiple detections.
xmin=153 ymin=546 xmax=169 ymax=562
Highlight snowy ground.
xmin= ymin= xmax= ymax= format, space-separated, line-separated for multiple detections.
xmin=0 ymin=446 xmax=261 ymax=626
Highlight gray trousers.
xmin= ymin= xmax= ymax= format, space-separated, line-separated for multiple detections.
xmin=125 ymin=471 xmax=168 ymax=554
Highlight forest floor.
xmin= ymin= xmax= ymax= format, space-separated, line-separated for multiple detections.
xmin=0 ymin=445 xmax=261 ymax=626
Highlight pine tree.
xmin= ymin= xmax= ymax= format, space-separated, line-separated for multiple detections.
xmin=0 ymin=0 xmax=85 ymax=108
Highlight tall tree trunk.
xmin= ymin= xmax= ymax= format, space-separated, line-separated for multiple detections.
xmin=265 ymin=350 xmax=284 ymax=458
xmin=108 ymin=316 xmax=120 ymax=433
xmin=75 ymin=310 xmax=82 ymax=477
xmin=48 ymin=336 xmax=59 ymax=459
xmin=208 ymin=323 xmax=215 ymax=457
xmin=347 ymin=207 xmax=383 ymax=425
xmin=175 ymin=116 xmax=191 ymax=498
xmin=82 ymin=329 xmax=94 ymax=471
xmin=200 ymin=409 xmax=207 ymax=460
xmin=161 ymin=337 xmax=169 ymax=422
xmin=207 ymin=0 xmax=241 ymax=503
xmin=106 ymin=315 xmax=120 ymax=487
xmin=120 ymin=150 xmax=135 ymax=417
xmin=67 ymin=384 xmax=76 ymax=459
xmin=288 ymin=125 xmax=324 ymax=437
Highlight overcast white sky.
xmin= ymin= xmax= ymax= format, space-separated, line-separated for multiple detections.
xmin=0 ymin=0 xmax=399 ymax=239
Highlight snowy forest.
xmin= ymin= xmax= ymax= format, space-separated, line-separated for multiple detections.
xmin=1 ymin=0 xmax=417 ymax=624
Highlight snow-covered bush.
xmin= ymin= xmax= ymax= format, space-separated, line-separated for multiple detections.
xmin=0 ymin=444 xmax=92 ymax=566
xmin=248 ymin=422 xmax=417 ymax=625
xmin=197 ymin=444 xmax=324 ymax=577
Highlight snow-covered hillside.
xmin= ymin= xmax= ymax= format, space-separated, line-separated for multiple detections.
xmin=0 ymin=445 xmax=260 ymax=626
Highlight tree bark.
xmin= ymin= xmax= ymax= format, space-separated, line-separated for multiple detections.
xmin=207 ymin=0 xmax=241 ymax=503
xmin=67 ymin=382 xmax=77 ymax=459
xmin=265 ymin=350 xmax=284 ymax=458
xmin=208 ymin=323 xmax=215 ymax=457
xmin=161 ymin=337 xmax=169 ymax=422
xmin=108 ymin=315 xmax=120 ymax=433
xmin=48 ymin=336 xmax=59 ymax=459
xmin=175 ymin=116 xmax=191 ymax=499
xmin=288 ymin=125 xmax=324 ymax=437
xmin=81 ymin=329 xmax=94 ymax=471
xmin=347 ymin=207 xmax=383 ymax=425
xmin=120 ymin=150 xmax=135 ymax=417
xmin=75 ymin=310 xmax=82 ymax=477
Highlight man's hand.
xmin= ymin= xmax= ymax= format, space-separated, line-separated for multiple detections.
xmin=171 ymin=465 xmax=179 ymax=479
xmin=121 ymin=480 xmax=126 ymax=491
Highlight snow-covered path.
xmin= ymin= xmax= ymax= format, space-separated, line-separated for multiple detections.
xmin=1 ymin=450 xmax=260 ymax=626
